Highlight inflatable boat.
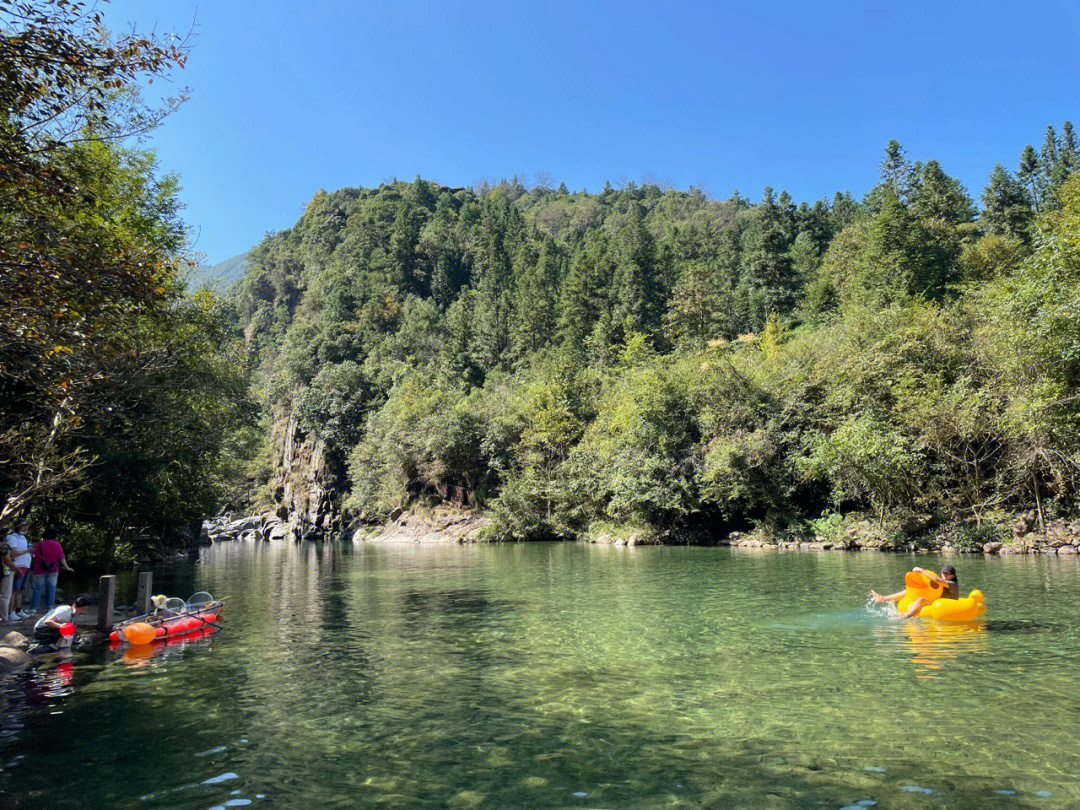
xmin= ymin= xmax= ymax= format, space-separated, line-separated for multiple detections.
xmin=897 ymin=571 xmax=986 ymax=621
xmin=109 ymin=592 xmax=224 ymax=646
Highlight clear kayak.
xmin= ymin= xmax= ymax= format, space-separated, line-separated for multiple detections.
xmin=109 ymin=595 xmax=224 ymax=646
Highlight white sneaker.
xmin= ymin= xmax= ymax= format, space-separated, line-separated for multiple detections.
xmin=16 ymin=610 xmax=29 ymax=619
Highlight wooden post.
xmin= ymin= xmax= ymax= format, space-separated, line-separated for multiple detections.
xmin=97 ymin=575 xmax=115 ymax=633
xmin=136 ymin=571 xmax=153 ymax=616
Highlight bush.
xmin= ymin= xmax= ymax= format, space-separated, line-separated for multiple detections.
xmin=954 ymin=522 xmax=1006 ymax=551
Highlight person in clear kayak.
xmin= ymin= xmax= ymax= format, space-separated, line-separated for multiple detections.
xmin=871 ymin=565 xmax=959 ymax=618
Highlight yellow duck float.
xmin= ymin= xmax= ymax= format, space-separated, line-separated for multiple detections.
xmin=897 ymin=570 xmax=986 ymax=621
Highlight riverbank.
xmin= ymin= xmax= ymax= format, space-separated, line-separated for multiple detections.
xmin=204 ymin=504 xmax=1080 ymax=556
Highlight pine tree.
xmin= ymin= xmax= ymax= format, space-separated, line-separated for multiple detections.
xmin=981 ymin=164 xmax=1034 ymax=243
xmin=736 ymin=188 xmax=795 ymax=330
xmin=1018 ymin=144 xmax=1042 ymax=212
xmin=610 ymin=204 xmax=659 ymax=337
xmin=909 ymin=160 xmax=975 ymax=224
xmin=512 ymin=238 xmax=563 ymax=358
xmin=1061 ymin=121 xmax=1078 ymax=171
xmin=664 ymin=263 xmax=723 ymax=347
xmin=880 ymin=139 xmax=913 ymax=199
xmin=470 ymin=198 xmax=519 ymax=369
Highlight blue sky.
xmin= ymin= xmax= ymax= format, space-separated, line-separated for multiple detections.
xmin=104 ymin=1 xmax=1080 ymax=264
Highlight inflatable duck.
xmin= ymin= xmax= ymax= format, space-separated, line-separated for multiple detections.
xmin=897 ymin=570 xmax=986 ymax=620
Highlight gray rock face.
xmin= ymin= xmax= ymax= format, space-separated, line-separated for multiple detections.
xmin=266 ymin=406 xmax=343 ymax=541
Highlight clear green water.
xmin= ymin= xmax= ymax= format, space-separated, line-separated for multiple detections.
xmin=3 ymin=543 xmax=1080 ymax=809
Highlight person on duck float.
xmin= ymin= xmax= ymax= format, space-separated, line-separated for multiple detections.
xmin=872 ymin=565 xmax=959 ymax=618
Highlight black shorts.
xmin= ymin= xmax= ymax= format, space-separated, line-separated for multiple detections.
xmin=34 ymin=626 xmax=60 ymax=645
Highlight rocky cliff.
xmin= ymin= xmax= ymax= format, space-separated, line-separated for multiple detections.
xmin=264 ymin=406 xmax=344 ymax=540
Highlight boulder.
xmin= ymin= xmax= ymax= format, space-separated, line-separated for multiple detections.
xmin=225 ymin=515 xmax=260 ymax=534
xmin=268 ymin=524 xmax=290 ymax=541
xmin=0 ymin=646 xmax=32 ymax=674
xmin=0 ymin=630 xmax=29 ymax=650
xmin=900 ymin=513 xmax=936 ymax=535
xmin=1057 ymin=545 xmax=1078 ymax=555
xmin=982 ymin=541 xmax=1003 ymax=554
xmin=1012 ymin=509 xmax=1038 ymax=537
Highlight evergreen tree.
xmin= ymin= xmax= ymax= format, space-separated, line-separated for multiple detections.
xmin=736 ymin=188 xmax=795 ymax=330
xmin=909 ymin=160 xmax=975 ymax=224
xmin=470 ymin=198 xmax=520 ymax=370
xmin=880 ymin=139 xmax=913 ymax=199
xmin=664 ymin=263 xmax=724 ymax=347
xmin=610 ymin=204 xmax=660 ymax=337
xmin=1018 ymin=144 xmax=1042 ymax=212
xmin=981 ymin=164 xmax=1034 ymax=243
xmin=512 ymin=238 xmax=563 ymax=358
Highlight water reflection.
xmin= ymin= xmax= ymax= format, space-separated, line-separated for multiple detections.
xmin=901 ymin=620 xmax=988 ymax=678
xmin=118 ymin=625 xmax=218 ymax=667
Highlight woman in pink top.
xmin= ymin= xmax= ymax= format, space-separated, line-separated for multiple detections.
xmin=30 ymin=526 xmax=73 ymax=613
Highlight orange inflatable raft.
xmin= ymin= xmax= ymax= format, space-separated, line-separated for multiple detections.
xmin=897 ymin=570 xmax=986 ymax=621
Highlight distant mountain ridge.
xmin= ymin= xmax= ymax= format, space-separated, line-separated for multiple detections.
xmin=190 ymin=252 xmax=248 ymax=290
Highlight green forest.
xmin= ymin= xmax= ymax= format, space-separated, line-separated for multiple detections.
xmin=4 ymin=3 xmax=1080 ymax=562
xmin=235 ymin=127 xmax=1080 ymax=548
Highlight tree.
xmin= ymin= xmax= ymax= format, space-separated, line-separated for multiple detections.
xmin=879 ymin=139 xmax=913 ymax=198
xmin=664 ymin=263 xmax=724 ymax=347
xmin=981 ymin=164 xmax=1034 ymax=243
xmin=511 ymin=238 xmax=562 ymax=359
xmin=735 ymin=188 xmax=795 ymax=330
xmin=909 ymin=160 xmax=975 ymax=224
xmin=1018 ymin=144 xmax=1042 ymax=212
xmin=0 ymin=1 xmax=189 ymax=523
xmin=610 ymin=204 xmax=660 ymax=337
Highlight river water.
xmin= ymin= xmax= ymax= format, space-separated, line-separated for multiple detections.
xmin=2 ymin=542 xmax=1079 ymax=809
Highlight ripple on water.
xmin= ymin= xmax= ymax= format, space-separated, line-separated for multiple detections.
xmin=203 ymin=772 xmax=239 ymax=785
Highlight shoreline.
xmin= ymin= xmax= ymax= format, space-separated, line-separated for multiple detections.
xmin=204 ymin=507 xmax=1080 ymax=557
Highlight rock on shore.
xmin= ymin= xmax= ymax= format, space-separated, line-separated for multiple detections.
xmin=355 ymin=506 xmax=490 ymax=544
xmin=0 ymin=632 xmax=32 ymax=675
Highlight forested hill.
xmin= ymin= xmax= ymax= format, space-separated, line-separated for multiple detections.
xmin=236 ymin=125 xmax=1080 ymax=546
xmin=191 ymin=252 xmax=249 ymax=291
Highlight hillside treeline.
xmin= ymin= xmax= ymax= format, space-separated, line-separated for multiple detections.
xmin=237 ymin=127 xmax=1080 ymax=545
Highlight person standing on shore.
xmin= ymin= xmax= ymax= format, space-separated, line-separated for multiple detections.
xmin=0 ymin=540 xmax=14 ymax=623
xmin=30 ymin=526 xmax=73 ymax=613
xmin=5 ymin=519 xmax=32 ymax=619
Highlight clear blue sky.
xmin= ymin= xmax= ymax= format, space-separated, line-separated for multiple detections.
xmin=105 ymin=0 xmax=1080 ymax=264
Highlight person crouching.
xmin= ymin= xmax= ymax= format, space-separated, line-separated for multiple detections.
xmin=31 ymin=596 xmax=90 ymax=652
